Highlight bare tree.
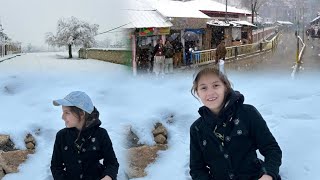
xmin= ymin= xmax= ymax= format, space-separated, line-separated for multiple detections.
xmin=45 ymin=16 xmax=99 ymax=58
xmin=241 ymin=0 xmax=269 ymax=23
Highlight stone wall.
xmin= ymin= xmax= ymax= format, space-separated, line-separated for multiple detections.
xmin=79 ymin=48 xmax=132 ymax=66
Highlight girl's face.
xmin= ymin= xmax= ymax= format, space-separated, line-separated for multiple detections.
xmin=196 ymin=74 xmax=227 ymax=114
xmin=62 ymin=106 xmax=84 ymax=130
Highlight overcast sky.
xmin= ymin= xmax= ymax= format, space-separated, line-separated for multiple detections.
xmin=0 ymin=0 xmax=129 ymax=47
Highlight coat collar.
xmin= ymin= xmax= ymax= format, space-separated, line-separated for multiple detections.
xmin=69 ymin=119 xmax=101 ymax=136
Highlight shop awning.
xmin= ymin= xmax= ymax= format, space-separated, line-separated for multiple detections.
xmin=185 ymin=29 xmax=205 ymax=34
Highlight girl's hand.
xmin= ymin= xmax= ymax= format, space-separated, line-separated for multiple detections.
xmin=259 ymin=174 xmax=273 ymax=180
xmin=101 ymin=175 xmax=112 ymax=180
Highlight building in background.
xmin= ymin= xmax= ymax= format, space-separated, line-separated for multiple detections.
xmin=0 ymin=21 xmax=21 ymax=57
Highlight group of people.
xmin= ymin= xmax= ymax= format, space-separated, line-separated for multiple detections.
xmin=136 ymin=38 xmax=228 ymax=75
xmin=50 ymin=66 xmax=282 ymax=180
xmin=136 ymin=39 xmax=184 ymax=75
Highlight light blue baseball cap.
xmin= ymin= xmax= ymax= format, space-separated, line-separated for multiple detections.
xmin=53 ymin=91 xmax=94 ymax=114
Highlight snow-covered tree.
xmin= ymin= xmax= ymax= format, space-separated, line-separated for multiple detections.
xmin=45 ymin=16 xmax=99 ymax=58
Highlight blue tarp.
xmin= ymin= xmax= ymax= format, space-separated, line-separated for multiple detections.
xmin=185 ymin=29 xmax=205 ymax=34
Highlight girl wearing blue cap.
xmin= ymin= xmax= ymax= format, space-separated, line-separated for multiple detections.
xmin=189 ymin=68 xmax=282 ymax=180
xmin=51 ymin=91 xmax=119 ymax=180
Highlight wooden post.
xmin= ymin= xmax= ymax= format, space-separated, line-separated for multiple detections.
xmin=131 ymin=34 xmax=137 ymax=76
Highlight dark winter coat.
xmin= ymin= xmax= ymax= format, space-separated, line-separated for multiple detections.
xmin=216 ymin=43 xmax=227 ymax=63
xmin=174 ymin=41 xmax=183 ymax=53
xmin=51 ymin=119 xmax=119 ymax=180
xmin=164 ymin=43 xmax=174 ymax=58
xmin=153 ymin=43 xmax=165 ymax=56
xmin=190 ymin=90 xmax=282 ymax=180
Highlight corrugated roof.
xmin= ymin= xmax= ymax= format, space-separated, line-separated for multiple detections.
xmin=125 ymin=10 xmax=173 ymax=28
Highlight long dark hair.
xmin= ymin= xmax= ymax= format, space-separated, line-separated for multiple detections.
xmin=70 ymin=106 xmax=100 ymax=143
xmin=69 ymin=106 xmax=100 ymax=128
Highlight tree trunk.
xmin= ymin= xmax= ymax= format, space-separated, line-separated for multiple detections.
xmin=68 ymin=44 xmax=72 ymax=58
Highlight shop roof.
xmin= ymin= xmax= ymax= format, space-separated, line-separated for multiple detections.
xmin=310 ymin=16 xmax=320 ymax=24
xmin=276 ymin=21 xmax=294 ymax=25
xmin=125 ymin=9 xmax=173 ymax=28
xmin=123 ymin=0 xmax=172 ymax=28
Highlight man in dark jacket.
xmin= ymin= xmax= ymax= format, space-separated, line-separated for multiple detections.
xmin=215 ymin=40 xmax=227 ymax=65
xmin=190 ymin=90 xmax=282 ymax=180
xmin=173 ymin=40 xmax=183 ymax=68
xmin=164 ymin=40 xmax=174 ymax=74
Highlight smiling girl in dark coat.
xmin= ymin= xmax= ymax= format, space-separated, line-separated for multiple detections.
xmin=51 ymin=91 xmax=119 ymax=180
xmin=189 ymin=68 xmax=282 ymax=180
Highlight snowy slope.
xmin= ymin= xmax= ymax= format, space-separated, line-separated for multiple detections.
xmin=0 ymin=52 xmax=320 ymax=180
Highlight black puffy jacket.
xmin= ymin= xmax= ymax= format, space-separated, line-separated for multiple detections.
xmin=51 ymin=119 xmax=119 ymax=180
xmin=190 ymin=90 xmax=282 ymax=180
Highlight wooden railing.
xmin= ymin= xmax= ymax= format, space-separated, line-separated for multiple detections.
xmin=191 ymin=33 xmax=279 ymax=66
xmin=252 ymin=26 xmax=277 ymax=43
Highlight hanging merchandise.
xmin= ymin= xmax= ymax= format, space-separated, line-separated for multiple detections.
xmin=139 ymin=28 xmax=154 ymax=36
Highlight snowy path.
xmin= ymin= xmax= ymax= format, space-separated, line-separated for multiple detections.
xmin=224 ymin=32 xmax=320 ymax=74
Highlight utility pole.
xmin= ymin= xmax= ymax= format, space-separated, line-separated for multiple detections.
xmin=0 ymin=19 xmax=4 ymax=57
xmin=225 ymin=0 xmax=228 ymax=22
xmin=251 ymin=0 xmax=254 ymax=24
xmin=296 ymin=7 xmax=300 ymax=64
xmin=302 ymin=1 xmax=305 ymax=42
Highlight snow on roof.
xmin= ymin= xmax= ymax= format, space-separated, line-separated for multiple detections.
xmin=311 ymin=16 xmax=320 ymax=24
xmin=124 ymin=9 xmax=173 ymax=28
xmin=207 ymin=20 xmax=229 ymax=26
xmin=126 ymin=0 xmax=155 ymax=11
xmin=277 ymin=21 xmax=294 ymax=25
xmin=153 ymin=0 xmax=210 ymax=19
xmin=207 ymin=20 xmax=232 ymax=27
xmin=123 ymin=0 xmax=173 ymax=28
xmin=207 ymin=20 xmax=254 ymax=27
xmin=184 ymin=0 xmax=251 ymax=15
xmin=231 ymin=20 xmax=256 ymax=27
xmin=264 ymin=22 xmax=274 ymax=25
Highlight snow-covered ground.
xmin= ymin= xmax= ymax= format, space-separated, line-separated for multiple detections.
xmin=0 ymin=52 xmax=319 ymax=180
